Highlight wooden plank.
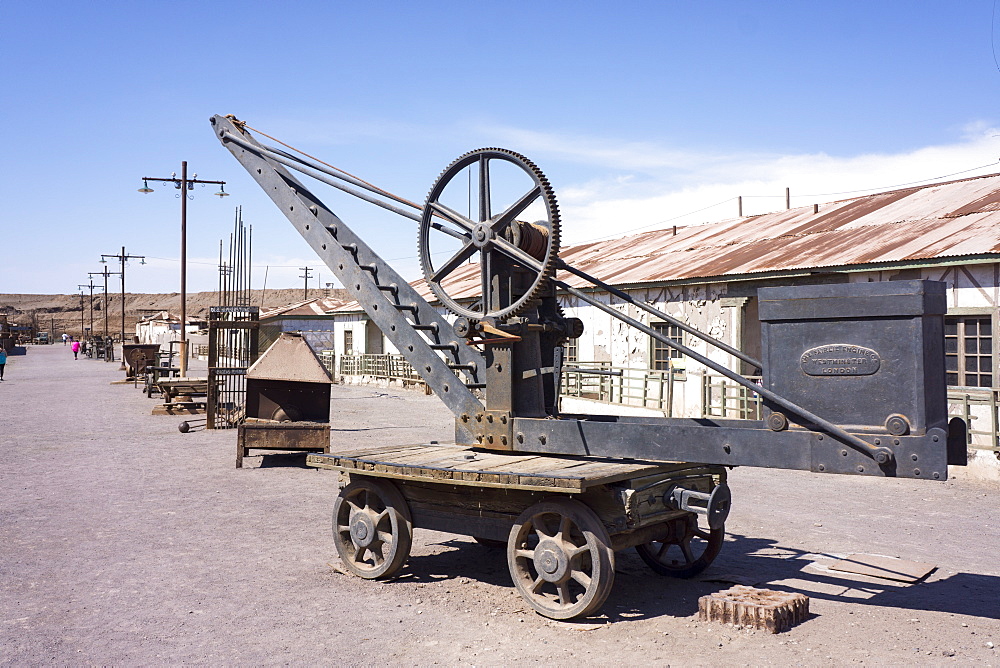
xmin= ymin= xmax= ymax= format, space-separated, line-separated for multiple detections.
xmin=329 ymin=444 xmax=456 ymax=460
xmin=310 ymin=443 xmax=689 ymax=490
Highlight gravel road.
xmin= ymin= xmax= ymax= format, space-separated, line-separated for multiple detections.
xmin=1 ymin=344 xmax=998 ymax=665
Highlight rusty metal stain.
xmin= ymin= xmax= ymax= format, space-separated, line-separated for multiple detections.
xmin=263 ymin=296 xmax=346 ymax=319
xmin=943 ymin=185 xmax=1000 ymax=218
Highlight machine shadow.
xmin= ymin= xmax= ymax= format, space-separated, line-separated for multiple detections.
xmin=395 ymin=531 xmax=1000 ymax=623
xmin=258 ymin=452 xmax=312 ymax=468
xmin=608 ymin=531 xmax=1000 ymax=622
xmin=396 ymin=538 xmax=516 ymax=588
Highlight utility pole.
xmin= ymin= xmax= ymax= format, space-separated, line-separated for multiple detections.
xmin=90 ymin=267 xmax=120 ymax=361
xmin=101 ymin=247 xmax=145 ymax=367
xmin=140 ymin=162 xmax=227 ymax=377
xmin=76 ymin=289 xmax=85 ymax=340
xmin=79 ymin=279 xmax=96 ymax=340
xmin=299 ymin=266 xmax=313 ymax=300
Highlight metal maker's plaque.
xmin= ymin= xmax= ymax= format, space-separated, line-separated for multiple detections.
xmin=800 ymin=344 xmax=881 ymax=376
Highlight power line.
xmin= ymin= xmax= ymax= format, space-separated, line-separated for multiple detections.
xmin=993 ymin=0 xmax=1000 ymax=75
xmin=743 ymin=161 xmax=1000 ymax=199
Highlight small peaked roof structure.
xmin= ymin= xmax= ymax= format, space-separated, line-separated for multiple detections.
xmin=260 ymin=296 xmax=346 ymax=320
xmin=247 ymin=332 xmax=332 ymax=383
xmin=137 ymin=310 xmax=180 ymax=323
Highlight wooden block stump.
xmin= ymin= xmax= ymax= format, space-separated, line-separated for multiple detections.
xmin=698 ymin=585 xmax=809 ymax=633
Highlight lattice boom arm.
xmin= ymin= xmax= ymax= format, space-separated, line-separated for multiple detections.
xmin=211 ymin=115 xmax=485 ymax=433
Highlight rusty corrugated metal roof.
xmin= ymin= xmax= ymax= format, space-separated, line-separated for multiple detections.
xmin=261 ymin=296 xmax=346 ymax=319
xmin=555 ymin=172 xmax=1000 ymax=287
xmin=330 ymin=171 xmax=1000 ymax=312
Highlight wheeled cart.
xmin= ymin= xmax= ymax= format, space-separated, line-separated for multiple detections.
xmin=308 ymin=444 xmax=729 ymax=619
xmin=213 ymin=115 xmax=964 ymax=623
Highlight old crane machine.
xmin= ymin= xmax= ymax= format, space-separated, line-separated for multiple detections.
xmin=212 ymin=115 xmax=966 ymax=619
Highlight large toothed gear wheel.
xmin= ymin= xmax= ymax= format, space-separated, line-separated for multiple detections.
xmin=419 ymin=148 xmax=560 ymax=320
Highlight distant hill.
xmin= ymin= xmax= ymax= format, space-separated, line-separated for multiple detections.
xmin=0 ymin=288 xmax=349 ymax=338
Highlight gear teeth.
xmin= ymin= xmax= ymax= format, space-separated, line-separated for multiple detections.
xmin=418 ymin=148 xmax=561 ymax=322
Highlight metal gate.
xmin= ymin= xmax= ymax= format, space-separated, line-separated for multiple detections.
xmin=207 ymin=306 xmax=260 ymax=429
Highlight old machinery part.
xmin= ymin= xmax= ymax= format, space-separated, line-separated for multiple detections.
xmin=551 ymin=276 xmax=896 ymax=465
xmin=507 ymin=498 xmax=615 ymax=620
xmin=666 ymin=482 xmax=732 ymax=530
xmin=332 ymin=478 xmax=413 ymax=579
xmin=635 ymin=514 xmax=725 ymax=578
xmin=767 ymin=412 xmax=789 ymax=432
xmin=213 ymin=115 xmax=486 ymax=428
xmin=885 ymin=414 xmax=910 ymax=436
xmin=419 ymin=148 xmax=560 ymax=321
xmin=214 ymin=115 xmax=957 ymax=479
xmin=563 ymin=317 xmax=585 ymax=340
xmin=452 ymin=317 xmax=473 ymax=338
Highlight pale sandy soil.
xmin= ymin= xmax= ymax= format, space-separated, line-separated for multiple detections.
xmin=1 ymin=344 xmax=998 ymax=665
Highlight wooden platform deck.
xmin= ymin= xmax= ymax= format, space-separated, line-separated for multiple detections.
xmin=306 ymin=443 xmax=688 ymax=493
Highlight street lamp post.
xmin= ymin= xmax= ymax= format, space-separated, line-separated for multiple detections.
xmin=101 ymin=247 xmax=145 ymax=367
xmin=139 ymin=162 xmax=227 ymax=377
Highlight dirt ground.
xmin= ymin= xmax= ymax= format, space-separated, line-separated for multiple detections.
xmin=1 ymin=344 xmax=998 ymax=665
xmin=0 ymin=287 xmax=347 ymax=340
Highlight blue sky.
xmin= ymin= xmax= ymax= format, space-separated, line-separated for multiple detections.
xmin=3 ymin=1 xmax=1000 ymax=295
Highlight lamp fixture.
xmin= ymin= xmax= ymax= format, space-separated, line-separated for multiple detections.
xmin=138 ymin=179 xmax=154 ymax=194
xmin=215 ymin=183 xmax=230 ymax=197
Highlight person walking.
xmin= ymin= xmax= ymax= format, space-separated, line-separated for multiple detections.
xmin=71 ymin=339 xmax=80 ymax=360
xmin=62 ymin=333 xmax=68 ymax=345
xmin=0 ymin=346 xmax=6 ymax=380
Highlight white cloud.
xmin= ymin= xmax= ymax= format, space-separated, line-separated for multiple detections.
xmin=481 ymin=123 xmax=1000 ymax=245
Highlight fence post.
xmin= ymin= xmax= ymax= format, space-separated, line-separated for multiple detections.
xmin=992 ymin=389 xmax=999 ymax=451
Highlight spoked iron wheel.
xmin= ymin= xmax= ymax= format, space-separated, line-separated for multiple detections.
xmin=507 ymin=498 xmax=615 ymax=620
xmin=419 ymin=148 xmax=560 ymax=320
xmin=635 ymin=514 xmax=724 ymax=578
xmin=332 ymin=478 xmax=413 ymax=579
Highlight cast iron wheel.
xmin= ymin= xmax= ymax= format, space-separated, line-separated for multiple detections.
xmin=332 ymin=478 xmax=413 ymax=579
xmin=635 ymin=515 xmax=724 ymax=578
xmin=419 ymin=148 xmax=560 ymax=320
xmin=507 ymin=498 xmax=615 ymax=620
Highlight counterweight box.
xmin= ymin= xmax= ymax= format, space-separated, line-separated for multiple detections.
xmin=759 ymin=280 xmax=948 ymax=435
